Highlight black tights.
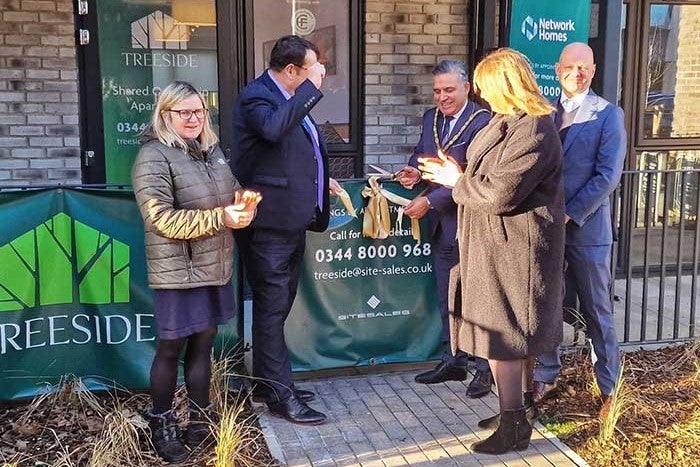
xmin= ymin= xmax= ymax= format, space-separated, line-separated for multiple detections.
xmin=489 ymin=357 xmax=536 ymax=411
xmin=150 ymin=328 xmax=217 ymax=414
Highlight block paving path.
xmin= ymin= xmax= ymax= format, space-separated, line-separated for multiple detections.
xmin=254 ymin=369 xmax=588 ymax=466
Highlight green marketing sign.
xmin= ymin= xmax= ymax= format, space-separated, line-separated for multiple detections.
xmin=509 ymin=0 xmax=591 ymax=99
xmin=0 ymin=183 xmax=441 ymax=400
xmin=288 ymin=181 xmax=442 ymax=371
xmin=0 ymin=189 xmax=240 ymax=401
xmin=96 ymin=0 xmax=219 ymax=184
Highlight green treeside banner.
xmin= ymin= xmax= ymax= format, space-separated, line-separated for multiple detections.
xmin=0 ymin=184 xmax=440 ymax=400
xmin=0 ymin=189 xmax=240 ymax=401
xmin=508 ymin=0 xmax=591 ymax=99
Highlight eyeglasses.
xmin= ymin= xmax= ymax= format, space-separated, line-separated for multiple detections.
xmin=168 ymin=108 xmax=207 ymax=120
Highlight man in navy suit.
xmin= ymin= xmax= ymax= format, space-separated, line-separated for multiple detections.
xmin=534 ymin=43 xmax=626 ymax=414
xmin=396 ymin=60 xmax=493 ymax=398
xmin=233 ymin=35 xmax=341 ymax=425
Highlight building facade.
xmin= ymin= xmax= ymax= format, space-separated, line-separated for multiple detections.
xmin=2 ymin=0 xmax=700 ymax=273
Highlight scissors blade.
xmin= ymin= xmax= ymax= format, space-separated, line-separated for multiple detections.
xmin=367 ymin=163 xmax=392 ymax=175
xmin=366 ymin=173 xmax=395 ymax=179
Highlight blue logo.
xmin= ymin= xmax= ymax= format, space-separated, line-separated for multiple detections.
xmin=521 ymin=16 xmax=538 ymax=41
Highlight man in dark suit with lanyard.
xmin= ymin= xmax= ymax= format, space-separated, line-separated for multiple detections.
xmin=397 ymin=60 xmax=493 ymax=398
xmin=233 ymin=35 xmax=342 ymax=425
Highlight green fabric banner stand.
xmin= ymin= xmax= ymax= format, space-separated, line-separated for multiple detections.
xmin=508 ymin=0 xmax=592 ymax=98
xmin=0 ymin=189 xmax=241 ymax=401
xmin=0 ymin=182 xmax=440 ymax=400
xmin=287 ymin=180 xmax=442 ymax=371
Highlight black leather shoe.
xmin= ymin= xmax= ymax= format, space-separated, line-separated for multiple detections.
xmin=532 ymin=381 xmax=558 ymax=404
xmin=268 ymin=396 xmax=326 ymax=425
xmin=252 ymin=388 xmax=315 ymax=403
xmin=414 ymin=362 xmax=468 ymax=384
xmin=466 ymin=369 xmax=494 ymax=398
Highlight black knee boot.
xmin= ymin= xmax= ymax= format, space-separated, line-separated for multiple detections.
xmin=477 ymin=391 xmax=538 ymax=429
xmin=471 ymin=407 xmax=532 ymax=454
xmin=185 ymin=404 xmax=216 ymax=448
xmin=146 ymin=409 xmax=189 ymax=463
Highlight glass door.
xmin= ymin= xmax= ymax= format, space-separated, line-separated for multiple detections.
xmin=98 ymin=0 xmax=219 ymax=184
xmin=77 ymin=0 xmax=244 ymax=184
xmin=245 ymin=0 xmax=363 ymax=178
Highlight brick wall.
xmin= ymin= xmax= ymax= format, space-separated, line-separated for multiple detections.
xmin=671 ymin=6 xmax=700 ymax=140
xmin=364 ymin=0 xmax=470 ymax=173
xmin=0 ymin=0 xmax=80 ymax=186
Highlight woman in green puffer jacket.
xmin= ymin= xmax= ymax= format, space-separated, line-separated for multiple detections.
xmin=132 ymin=81 xmax=260 ymax=463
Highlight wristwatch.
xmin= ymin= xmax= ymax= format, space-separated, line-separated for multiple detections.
xmin=426 ymin=197 xmax=434 ymax=210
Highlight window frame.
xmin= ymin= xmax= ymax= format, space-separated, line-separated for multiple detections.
xmin=633 ymin=0 xmax=700 ymax=148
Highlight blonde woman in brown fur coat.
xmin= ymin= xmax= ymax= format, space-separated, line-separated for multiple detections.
xmin=419 ymin=48 xmax=565 ymax=456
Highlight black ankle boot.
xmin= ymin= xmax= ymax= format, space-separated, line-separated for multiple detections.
xmin=478 ymin=391 xmax=538 ymax=429
xmin=471 ymin=407 xmax=532 ymax=454
xmin=146 ymin=409 xmax=189 ymax=463
xmin=185 ymin=404 xmax=216 ymax=448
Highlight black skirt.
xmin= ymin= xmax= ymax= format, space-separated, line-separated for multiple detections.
xmin=153 ymin=282 xmax=235 ymax=340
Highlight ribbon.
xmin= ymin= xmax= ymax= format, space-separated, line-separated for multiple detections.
xmin=361 ymin=176 xmax=421 ymax=242
xmin=335 ymin=186 xmax=357 ymax=218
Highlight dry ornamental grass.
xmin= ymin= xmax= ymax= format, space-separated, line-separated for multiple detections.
xmin=0 ymin=358 xmax=276 ymax=467
xmin=539 ymin=341 xmax=700 ymax=467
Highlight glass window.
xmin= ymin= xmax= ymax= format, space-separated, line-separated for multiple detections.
xmin=96 ymin=0 xmax=218 ymax=184
xmin=252 ymin=0 xmax=351 ymax=144
xmin=643 ymin=3 xmax=700 ymax=139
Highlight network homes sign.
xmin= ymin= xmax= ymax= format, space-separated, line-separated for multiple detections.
xmin=509 ymin=0 xmax=591 ymax=98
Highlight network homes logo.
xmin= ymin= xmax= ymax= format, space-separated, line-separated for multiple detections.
xmin=0 ymin=213 xmax=130 ymax=312
xmin=521 ymin=15 xmax=576 ymax=42
xmin=122 ymin=11 xmax=198 ymax=68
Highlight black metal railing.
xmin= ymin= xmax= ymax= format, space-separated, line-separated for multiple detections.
xmin=613 ymin=168 xmax=700 ymax=345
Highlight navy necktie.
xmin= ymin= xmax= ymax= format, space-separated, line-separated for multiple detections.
xmin=441 ymin=115 xmax=454 ymax=145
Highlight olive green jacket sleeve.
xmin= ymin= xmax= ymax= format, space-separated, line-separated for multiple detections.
xmin=132 ymin=143 xmax=230 ymax=240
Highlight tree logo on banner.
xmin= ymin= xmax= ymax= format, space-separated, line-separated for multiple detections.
xmin=521 ymin=15 xmax=539 ymax=41
xmin=131 ymin=10 xmax=189 ymax=50
xmin=0 ymin=213 xmax=130 ymax=312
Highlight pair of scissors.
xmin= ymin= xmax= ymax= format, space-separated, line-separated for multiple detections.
xmin=366 ymin=163 xmax=405 ymax=180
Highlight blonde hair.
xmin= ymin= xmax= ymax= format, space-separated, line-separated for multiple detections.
xmin=147 ymin=81 xmax=218 ymax=152
xmin=473 ymin=48 xmax=555 ymax=116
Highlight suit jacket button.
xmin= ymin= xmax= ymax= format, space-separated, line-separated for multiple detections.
xmin=313 ymin=179 xmax=318 ymax=185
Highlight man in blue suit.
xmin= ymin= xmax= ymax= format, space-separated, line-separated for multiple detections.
xmin=396 ymin=60 xmax=493 ymax=397
xmin=534 ymin=43 xmax=626 ymax=414
xmin=233 ymin=35 xmax=341 ymax=425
